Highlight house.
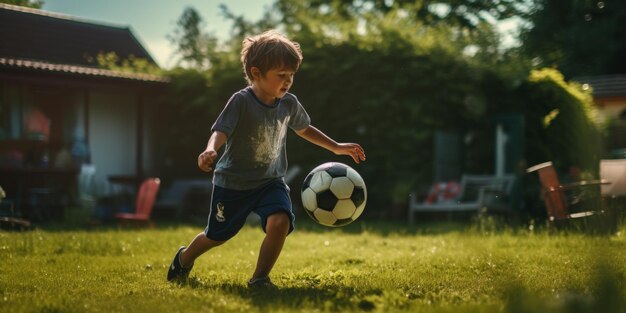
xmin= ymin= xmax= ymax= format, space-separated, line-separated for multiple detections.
xmin=577 ymin=75 xmax=626 ymax=119
xmin=0 ymin=4 xmax=169 ymax=218
xmin=577 ymin=75 xmax=626 ymax=157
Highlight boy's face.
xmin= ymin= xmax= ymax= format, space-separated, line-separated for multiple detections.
xmin=251 ymin=67 xmax=295 ymax=104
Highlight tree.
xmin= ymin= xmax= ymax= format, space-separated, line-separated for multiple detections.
xmin=276 ymin=0 xmax=526 ymax=29
xmin=168 ymin=7 xmax=218 ymax=69
xmin=276 ymin=0 xmax=528 ymax=49
xmin=522 ymin=0 xmax=626 ymax=77
xmin=218 ymin=4 xmax=280 ymax=40
xmin=161 ymin=0 xmax=600 ymax=216
xmin=94 ymin=52 xmax=161 ymax=75
xmin=518 ymin=68 xmax=601 ymax=171
xmin=0 ymin=0 xmax=43 ymax=8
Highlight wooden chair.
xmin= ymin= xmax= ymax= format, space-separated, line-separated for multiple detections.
xmin=526 ymin=162 xmax=610 ymax=226
xmin=114 ymin=178 xmax=160 ymax=227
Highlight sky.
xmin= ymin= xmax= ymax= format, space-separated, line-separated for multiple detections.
xmin=42 ymin=0 xmax=275 ymax=68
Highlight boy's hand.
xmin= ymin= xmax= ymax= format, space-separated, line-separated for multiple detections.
xmin=335 ymin=143 xmax=366 ymax=164
xmin=198 ymin=150 xmax=218 ymax=173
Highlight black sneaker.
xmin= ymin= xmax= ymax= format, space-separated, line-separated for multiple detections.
xmin=167 ymin=246 xmax=193 ymax=282
xmin=247 ymin=277 xmax=278 ymax=289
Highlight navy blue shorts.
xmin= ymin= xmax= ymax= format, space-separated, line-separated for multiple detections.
xmin=204 ymin=179 xmax=295 ymax=241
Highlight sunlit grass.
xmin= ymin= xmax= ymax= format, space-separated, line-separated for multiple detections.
xmin=0 ymin=219 xmax=624 ymax=313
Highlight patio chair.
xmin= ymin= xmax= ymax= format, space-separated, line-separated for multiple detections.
xmin=599 ymin=159 xmax=626 ymax=197
xmin=526 ymin=162 xmax=611 ymax=228
xmin=0 ymin=186 xmax=32 ymax=231
xmin=153 ymin=179 xmax=212 ymax=220
xmin=114 ymin=178 xmax=160 ymax=227
xmin=408 ymin=174 xmax=516 ymax=225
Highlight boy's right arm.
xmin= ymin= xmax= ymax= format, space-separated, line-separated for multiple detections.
xmin=198 ymin=131 xmax=227 ymax=173
xmin=295 ymin=125 xmax=366 ymax=164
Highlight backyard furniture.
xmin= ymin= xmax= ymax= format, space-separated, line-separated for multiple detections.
xmin=408 ymin=174 xmax=516 ymax=225
xmin=0 ymin=186 xmax=32 ymax=231
xmin=0 ymin=215 xmax=31 ymax=231
xmin=526 ymin=162 xmax=612 ymax=230
xmin=153 ymin=179 xmax=212 ymax=220
xmin=600 ymin=159 xmax=626 ymax=197
xmin=0 ymin=166 xmax=78 ymax=221
xmin=114 ymin=178 xmax=160 ymax=227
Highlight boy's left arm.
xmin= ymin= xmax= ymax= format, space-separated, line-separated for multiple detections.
xmin=295 ymin=125 xmax=366 ymax=164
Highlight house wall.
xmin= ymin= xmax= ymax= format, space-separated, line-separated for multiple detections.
xmin=88 ymin=90 xmax=137 ymax=194
xmin=594 ymin=96 xmax=626 ymax=157
xmin=142 ymin=95 xmax=158 ymax=176
xmin=0 ymin=82 xmax=79 ymax=160
xmin=0 ymin=83 xmax=26 ymax=139
xmin=595 ymin=97 xmax=626 ymax=121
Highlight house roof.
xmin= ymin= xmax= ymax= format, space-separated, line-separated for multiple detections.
xmin=0 ymin=57 xmax=168 ymax=83
xmin=0 ymin=3 xmax=168 ymax=83
xmin=575 ymin=75 xmax=626 ymax=98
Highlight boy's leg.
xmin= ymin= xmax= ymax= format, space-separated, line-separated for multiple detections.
xmin=167 ymin=233 xmax=226 ymax=282
xmin=181 ymin=232 xmax=225 ymax=267
xmin=169 ymin=184 xmax=253 ymax=282
xmin=182 ymin=183 xmax=249 ymax=267
xmin=251 ymin=212 xmax=290 ymax=280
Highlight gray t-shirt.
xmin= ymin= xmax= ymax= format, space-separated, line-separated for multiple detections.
xmin=211 ymin=87 xmax=311 ymax=190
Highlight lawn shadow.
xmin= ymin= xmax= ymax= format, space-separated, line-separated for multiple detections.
xmin=183 ymin=276 xmax=381 ymax=311
xmin=295 ymin=218 xmax=481 ymax=237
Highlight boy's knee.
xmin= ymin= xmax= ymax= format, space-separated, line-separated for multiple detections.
xmin=266 ymin=212 xmax=290 ymax=234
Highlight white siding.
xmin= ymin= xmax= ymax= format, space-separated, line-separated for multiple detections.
xmin=88 ymin=91 xmax=136 ymax=194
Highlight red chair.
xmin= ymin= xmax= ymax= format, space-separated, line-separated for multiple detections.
xmin=526 ymin=162 xmax=610 ymax=230
xmin=115 ymin=178 xmax=160 ymax=227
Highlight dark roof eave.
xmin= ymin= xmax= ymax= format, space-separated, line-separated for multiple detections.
xmin=574 ymin=75 xmax=626 ymax=98
xmin=0 ymin=4 xmax=159 ymax=66
xmin=0 ymin=57 xmax=169 ymax=84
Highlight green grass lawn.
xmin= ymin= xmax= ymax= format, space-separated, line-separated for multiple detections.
xmin=1 ymin=219 xmax=624 ymax=313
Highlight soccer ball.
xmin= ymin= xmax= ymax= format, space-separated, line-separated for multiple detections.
xmin=301 ymin=162 xmax=367 ymax=227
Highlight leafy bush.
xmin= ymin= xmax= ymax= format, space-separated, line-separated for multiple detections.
xmin=519 ymin=68 xmax=602 ymax=174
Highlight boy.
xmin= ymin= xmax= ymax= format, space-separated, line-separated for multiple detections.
xmin=167 ymin=30 xmax=366 ymax=288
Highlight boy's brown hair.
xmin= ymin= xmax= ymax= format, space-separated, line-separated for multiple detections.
xmin=241 ymin=30 xmax=303 ymax=84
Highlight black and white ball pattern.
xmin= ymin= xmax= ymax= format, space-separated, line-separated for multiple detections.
xmin=301 ymin=162 xmax=367 ymax=227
